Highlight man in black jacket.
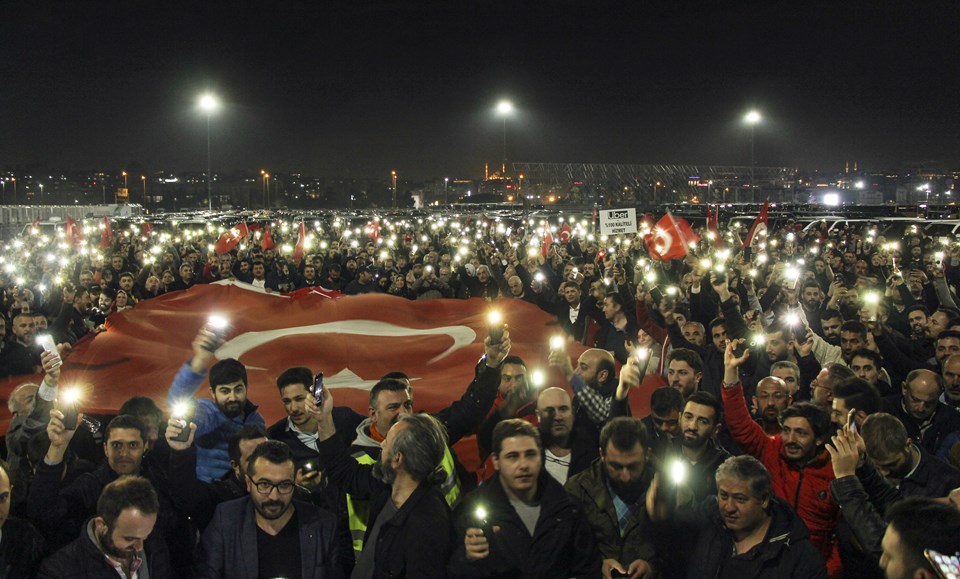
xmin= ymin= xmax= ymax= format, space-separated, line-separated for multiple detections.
xmin=682 ymin=455 xmax=828 ymax=579
xmin=39 ymin=475 xmax=171 ymax=579
xmin=450 ymin=419 xmax=600 ymax=578
xmin=317 ymin=399 xmax=453 ymax=579
xmin=881 ymin=369 xmax=960 ymax=454
xmin=196 ymin=441 xmax=341 ymax=579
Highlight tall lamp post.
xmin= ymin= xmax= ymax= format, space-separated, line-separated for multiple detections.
xmin=39 ymin=182 xmax=44 ymax=204
xmin=198 ymin=93 xmax=220 ymax=210
xmin=444 ymin=177 xmax=449 ymax=205
xmin=141 ymin=175 xmax=146 ymax=204
xmin=391 ymin=170 xmax=398 ymax=208
xmin=744 ymin=110 xmax=762 ymax=199
xmin=496 ymin=100 xmax=514 ymax=176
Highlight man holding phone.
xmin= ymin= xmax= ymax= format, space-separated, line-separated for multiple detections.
xmin=167 ymin=326 xmax=265 ymax=482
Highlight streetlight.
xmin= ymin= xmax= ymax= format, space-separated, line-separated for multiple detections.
xmin=122 ymin=171 xmax=128 ymax=189
xmin=391 ymin=170 xmax=398 ymax=208
xmin=444 ymin=177 xmax=449 ymax=205
xmin=496 ymin=100 xmax=514 ymax=176
xmin=141 ymin=175 xmax=146 ymax=203
xmin=744 ymin=110 xmax=762 ymax=196
xmin=264 ymin=173 xmax=270 ymax=208
xmin=38 ymin=182 xmax=43 ymax=204
xmin=11 ymin=177 xmax=16 ymax=205
xmin=197 ymin=93 xmax=220 ymax=210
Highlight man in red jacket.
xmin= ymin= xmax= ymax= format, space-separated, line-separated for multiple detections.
xmin=721 ymin=338 xmax=842 ymax=578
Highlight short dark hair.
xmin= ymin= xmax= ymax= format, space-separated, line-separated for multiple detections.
xmin=209 ymin=358 xmax=247 ymax=389
xmin=833 ymin=379 xmax=882 ymax=416
xmin=650 ymin=387 xmax=684 ymax=416
xmin=599 ymin=417 xmax=649 ymax=454
xmin=491 ymin=419 xmax=541 ymax=456
xmin=379 ymin=371 xmax=410 ymax=383
xmin=228 ymin=424 xmax=268 ymax=466
xmin=604 ymin=292 xmax=625 ymax=309
xmin=822 ymin=363 xmax=856 ymax=390
xmin=800 ymin=280 xmax=822 ymax=293
xmin=905 ymin=304 xmax=930 ymax=317
xmin=849 ymin=348 xmax=883 ymax=369
xmin=885 ymin=497 xmax=960 ymax=576
xmin=276 ymin=367 xmax=314 ymax=393
xmin=840 ymin=320 xmax=867 ymax=339
xmin=246 ymin=440 xmax=294 ymax=478
xmin=501 ymin=355 xmax=526 ymax=368
xmin=97 ymin=475 xmax=159 ymax=529
xmin=708 ymin=317 xmax=727 ymax=333
xmin=105 ymin=415 xmax=147 ymax=442
xmin=118 ymin=396 xmax=163 ymax=422
xmin=937 ymin=329 xmax=960 ymax=343
xmin=780 ymin=402 xmax=831 ymax=440
xmin=369 ymin=378 xmax=410 ymax=409
xmin=685 ymin=390 xmax=723 ymax=425
xmin=820 ymin=308 xmax=843 ymax=323
xmin=667 ymin=348 xmax=703 ymax=375
xmin=861 ymin=412 xmax=910 ymax=459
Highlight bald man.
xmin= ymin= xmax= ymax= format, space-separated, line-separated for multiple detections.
xmin=752 ymin=377 xmax=793 ymax=436
xmin=881 ymin=369 xmax=960 ymax=454
xmin=536 ymin=387 xmax=598 ymax=483
xmin=942 ymin=354 xmax=960 ymax=409
xmin=549 ymin=347 xmax=622 ymax=431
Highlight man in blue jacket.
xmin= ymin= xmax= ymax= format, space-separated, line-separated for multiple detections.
xmin=167 ymin=327 xmax=265 ymax=482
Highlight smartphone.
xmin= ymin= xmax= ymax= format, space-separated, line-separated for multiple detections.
xmin=714 ymin=270 xmax=727 ymax=284
xmin=204 ymin=316 xmax=230 ymax=352
xmin=924 ymin=549 xmax=960 ymax=579
xmin=35 ymin=334 xmax=62 ymax=369
xmin=313 ymin=372 xmax=325 ymax=405
xmin=848 ymin=409 xmax=858 ymax=436
xmin=170 ymin=403 xmax=194 ymax=443
xmin=61 ymin=401 xmax=79 ymax=430
xmin=834 ymin=273 xmax=845 ymax=284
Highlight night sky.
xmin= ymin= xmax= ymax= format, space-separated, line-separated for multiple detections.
xmin=2 ymin=1 xmax=958 ymax=180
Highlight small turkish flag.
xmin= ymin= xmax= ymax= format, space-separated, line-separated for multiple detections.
xmin=541 ymin=229 xmax=554 ymax=258
xmin=260 ymin=224 xmax=276 ymax=251
xmin=64 ymin=215 xmax=84 ymax=247
xmin=559 ymin=223 xmax=572 ymax=244
xmin=644 ymin=212 xmax=700 ymax=261
xmin=706 ymin=205 xmax=724 ymax=249
xmin=745 ymin=200 xmax=770 ymax=248
xmin=369 ymin=220 xmax=381 ymax=243
xmin=100 ymin=217 xmax=113 ymax=250
xmin=293 ymin=222 xmax=307 ymax=264
xmin=141 ymin=222 xmax=154 ymax=238
xmin=214 ymin=222 xmax=250 ymax=255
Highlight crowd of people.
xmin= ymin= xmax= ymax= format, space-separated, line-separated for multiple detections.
xmin=0 ymin=210 xmax=960 ymax=577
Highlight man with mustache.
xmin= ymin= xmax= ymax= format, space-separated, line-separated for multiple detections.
xmin=39 ymin=476 xmax=171 ymax=578
xmin=752 ymin=376 xmax=793 ymax=437
xmin=167 ymin=327 xmax=265 ymax=482
xmin=316 ymin=393 xmax=453 ymax=579
xmin=196 ymin=441 xmax=342 ymax=578
xmin=535 ymin=387 xmax=598 ymax=484
xmin=722 ymin=339 xmax=843 ymax=577
xmin=565 ymin=417 xmax=659 ymax=579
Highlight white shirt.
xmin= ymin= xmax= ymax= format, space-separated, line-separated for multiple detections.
xmin=544 ymin=449 xmax=571 ymax=484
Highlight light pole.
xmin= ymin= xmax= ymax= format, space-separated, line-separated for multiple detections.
xmin=38 ymin=182 xmax=43 ymax=204
xmin=122 ymin=171 xmax=128 ymax=189
xmin=141 ymin=175 xmax=146 ymax=203
xmin=744 ymin=110 xmax=762 ymax=198
xmin=11 ymin=177 xmax=16 ymax=205
xmin=496 ymin=100 xmax=514 ymax=176
xmin=264 ymin=173 xmax=270 ymax=209
xmin=391 ymin=170 xmax=398 ymax=208
xmin=198 ymin=93 xmax=220 ymax=210
xmin=444 ymin=177 xmax=449 ymax=205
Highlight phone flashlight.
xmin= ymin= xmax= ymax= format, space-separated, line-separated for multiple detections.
xmin=487 ymin=311 xmax=504 ymax=345
xmin=170 ymin=400 xmax=194 ymax=442
xmin=60 ymin=388 xmax=82 ymax=430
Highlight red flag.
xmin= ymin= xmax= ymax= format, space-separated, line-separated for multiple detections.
xmin=541 ymin=229 xmax=554 ymax=258
xmin=141 ymin=222 xmax=154 ymax=238
xmin=100 ymin=217 xmax=113 ymax=249
xmin=706 ymin=205 xmax=724 ymax=249
xmin=644 ymin=212 xmax=700 ymax=261
xmin=368 ymin=220 xmax=381 ymax=243
xmin=4 ymin=283 xmax=587 ymax=472
xmin=64 ymin=215 xmax=84 ymax=247
xmin=745 ymin=200 xmax=770 ymax=248
xmin=260 ymin=224 xmax=276 ymax=251
xmin=214 ymin=222 xmax=250 ymax=255
xmin=293 ymin=222 xmax=306 ymax=264
xmin=559 ymin=223 xmax=572 ymax=244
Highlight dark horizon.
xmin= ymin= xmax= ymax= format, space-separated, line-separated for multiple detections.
xmin=3 ymin=1 xmax=959 ymax=181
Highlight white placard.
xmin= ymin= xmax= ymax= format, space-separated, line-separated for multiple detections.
xmin=599 ymin=208 xmax=637 ymax=235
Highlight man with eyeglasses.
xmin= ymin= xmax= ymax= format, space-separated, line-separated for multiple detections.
xmin=198 ymin=440 xmax=341 ymax=578
xmin=806 ymin=363 xmax=856 ymax=413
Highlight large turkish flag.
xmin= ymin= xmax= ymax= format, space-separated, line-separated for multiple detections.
xmin=3 ymin=282 xmax=603 ymax=470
